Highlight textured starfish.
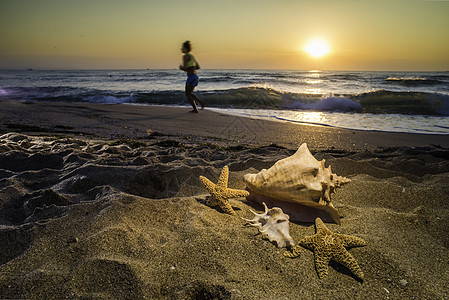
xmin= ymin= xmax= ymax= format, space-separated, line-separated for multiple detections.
xmin=300 ymin=218 xmax=367 ymax=280
xmin=199 ymin=166 xmax=249 ymax=215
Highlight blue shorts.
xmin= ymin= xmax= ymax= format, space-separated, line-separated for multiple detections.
xmin=186 ymin=73 xmax=199 ymax=87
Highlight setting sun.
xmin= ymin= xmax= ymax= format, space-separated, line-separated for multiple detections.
xmin=304 ymin=39 xmax=330 ymax=58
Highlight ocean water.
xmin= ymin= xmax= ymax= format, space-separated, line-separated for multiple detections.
xmin=1 ymin=69 xmax=448 ymax=134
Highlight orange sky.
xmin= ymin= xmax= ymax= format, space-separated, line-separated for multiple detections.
xmin=1 ymin=0 xmax=448 ymax=70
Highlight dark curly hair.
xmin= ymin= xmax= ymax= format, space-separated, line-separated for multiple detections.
xmin=182 ymin=40 xmax=192 ymax=52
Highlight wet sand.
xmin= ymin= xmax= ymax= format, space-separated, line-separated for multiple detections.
xmin=0 ymin=100 xmax=448 ymax=299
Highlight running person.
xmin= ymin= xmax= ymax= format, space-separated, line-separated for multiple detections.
xmin=179 ymin=41 xmax=205 ymax=113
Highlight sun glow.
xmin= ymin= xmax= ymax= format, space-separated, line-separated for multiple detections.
xmin=304 ymin=39 xmax=330 ymax=58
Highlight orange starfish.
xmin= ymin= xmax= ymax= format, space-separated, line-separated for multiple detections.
xmin=199 ymin=166 xmax=249 ymax=215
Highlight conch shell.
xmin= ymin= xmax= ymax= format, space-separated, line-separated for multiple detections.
xmin=243 ymin=143 xmax=350 ymax=224
xmin=243 ymin=202 xmax=295 ymax=248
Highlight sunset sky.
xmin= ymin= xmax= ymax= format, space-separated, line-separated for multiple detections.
xmin=1 ymin=0 xmax=448 ymax=71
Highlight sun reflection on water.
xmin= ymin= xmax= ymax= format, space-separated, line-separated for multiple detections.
xmin=304 ymin=79 xmax=322 ymax=85
xmin=291 ymin=111 xmax=328 ymax=124
xmin=308 ymin=71 xmax=322 ymax=78
xmin=304 ymin=71 xmax=323 ymax=93
xmin=305 ymin=89 xmax=322 ymax=94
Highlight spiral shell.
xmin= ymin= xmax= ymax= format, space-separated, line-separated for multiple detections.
xmin=243 ymin=143 xmax=350 ymax=224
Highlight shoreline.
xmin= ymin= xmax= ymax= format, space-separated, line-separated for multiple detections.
xmin=204 ymin=106 xmax=449 ymax=136
xmin=1 ymin=100 xmax=448 ymax=150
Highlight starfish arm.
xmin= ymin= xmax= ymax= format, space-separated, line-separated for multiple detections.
xmin=299 ymin=235 xmax=318 ymax=250
xmin=315 ymin=218 xmax=326 ymax=230
xmin=314 ymin=250 xmax=331 ymax=279
xmin=332 ymin=247 xmax=364 ymax=279
xmin=225 ymin=188 xmax=250 ymax=199
xmin=217 ymin=166 xmax=229 ymax=188
xmin=315 ymin=218 xmax=333 ymax=235
xmin=199 ymin=176 xmax=216 ymax=194
xmin=218 ymin=199 xmax=236 ymax=215
xmin=336 ymin=234 xmax=367 ymax=248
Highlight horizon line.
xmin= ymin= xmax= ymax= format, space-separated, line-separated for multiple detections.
xmin=1 ymin=68 xmax=448 ymax=72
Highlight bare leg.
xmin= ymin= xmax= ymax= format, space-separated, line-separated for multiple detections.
xmin=192 ymin=94 xmax=205 ymax=110
xmin=185 ymin=84 xmax=199 ymax=112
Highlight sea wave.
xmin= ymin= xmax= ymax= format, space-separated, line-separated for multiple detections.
xmin=4 ymin=85 xmax=449 ymax=116
xmin=194 ymin=88 xmax=449 ymax=116
xmin=286 ymin=96 xmax=362 ymax=112
xmin=384 ymin=77 xmax=446 ymax=86
xmin=355 ymin=90 xmax=449 ymax=115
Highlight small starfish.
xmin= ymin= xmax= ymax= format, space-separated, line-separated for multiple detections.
xmin=300 ymin=218 xmax=367 ymax=280
xmin=199 ymin=166 xmax=249 ymax=215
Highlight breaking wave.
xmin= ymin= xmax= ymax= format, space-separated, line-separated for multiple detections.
xmin=4 ymin=86 xmax=449 ymax=116
xmin=135 ymin=88 xmax=449 ymax=115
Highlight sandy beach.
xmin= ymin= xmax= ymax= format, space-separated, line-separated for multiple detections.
xmin=1 ymin=100 xmax=448 ymax=299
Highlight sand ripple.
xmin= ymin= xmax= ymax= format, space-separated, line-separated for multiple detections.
xmin=1 ymin=133 xmax=448 ymax=299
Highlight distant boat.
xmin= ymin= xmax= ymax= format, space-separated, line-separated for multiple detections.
xmin=27 ymin=68 xmax=33 ymax=71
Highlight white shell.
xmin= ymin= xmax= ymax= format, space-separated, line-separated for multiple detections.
xmin=243 ymin=143 xmax=350 ymax=224
xmin=242 ymin=202 xmax=295 ymax=248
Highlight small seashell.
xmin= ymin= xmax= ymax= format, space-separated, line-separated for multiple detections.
xmin=399 ymin=279 xmax=408 ymax=288
xmin=243 ymin=143 xmax=350 ymax=224
xmin=242 ymin=202 xmax=295 ymax=248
